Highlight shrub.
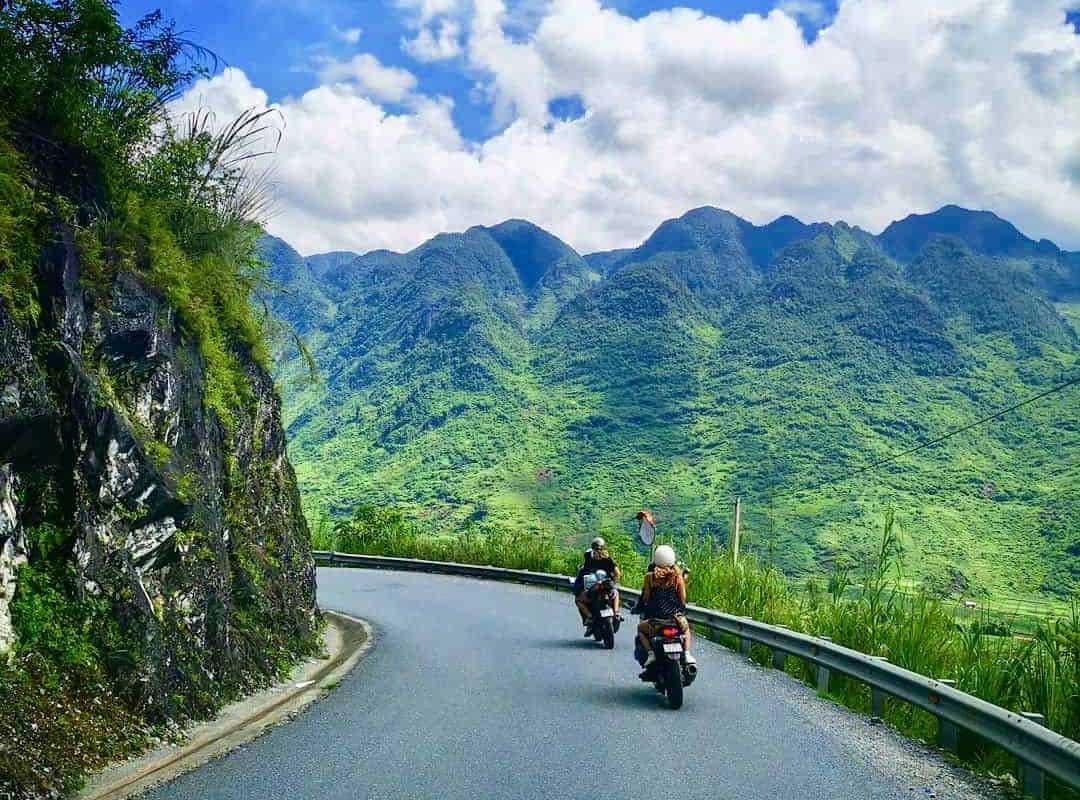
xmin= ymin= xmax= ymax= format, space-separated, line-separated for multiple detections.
xmin=0 ymin=0 xmax=206 ymax=198
xmin=9 ymin=560 xmax=141 ymax=687
xmin=0 ymin=136 xmax=42 ymax=325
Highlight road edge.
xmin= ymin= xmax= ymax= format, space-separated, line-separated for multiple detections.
xmin=78 ymin=610 xmax=373 ymax=800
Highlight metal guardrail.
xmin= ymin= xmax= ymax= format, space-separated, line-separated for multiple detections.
xmin=315 ymin=551 xmax=1079 ymax=796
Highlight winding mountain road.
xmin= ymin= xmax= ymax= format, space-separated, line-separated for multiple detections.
xmin=145 ymin=569 xmax=1000 ymax=800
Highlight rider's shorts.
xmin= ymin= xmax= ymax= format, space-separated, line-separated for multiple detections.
xmin=644 ymin=615 xmax=689 ymax=635
xmin=577 ymin=587 xmax=619 ymax=602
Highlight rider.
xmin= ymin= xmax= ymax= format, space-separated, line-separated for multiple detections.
xmin=637 ymin=544 xmax=694 ymax=669
xmin=574 ymin=537 xmax=621 ymax=630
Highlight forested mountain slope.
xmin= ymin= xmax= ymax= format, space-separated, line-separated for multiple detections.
xmin=267 ymin=206 xmax=1079 ymax=599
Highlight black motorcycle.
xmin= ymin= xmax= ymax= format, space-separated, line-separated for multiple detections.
xmin=634 ymin=620 xmax=697 ymax=709
xmin=581 ymin=570 xmax=620 ymax=649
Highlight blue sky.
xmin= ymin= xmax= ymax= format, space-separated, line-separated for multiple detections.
xmin=121 ymin=0 xmax=836 ymax=142
xmin=154 ymin=1 xmax=1080 ymax=256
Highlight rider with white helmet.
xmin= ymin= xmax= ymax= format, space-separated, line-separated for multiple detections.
xmin=637 ymin=544 xmax=694 ymax=669
xmin=653 ymin=544 xmax=676 ymax=567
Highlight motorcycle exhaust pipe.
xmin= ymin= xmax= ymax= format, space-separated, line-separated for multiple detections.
xmin=683 ymin=662 xmax=698 ymax=685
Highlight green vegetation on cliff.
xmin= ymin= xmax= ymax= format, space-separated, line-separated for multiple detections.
xmin=0 ymin=3 xmax=319 ymax=796
xmin=269 ymin=204 xmax=1079 ymax=604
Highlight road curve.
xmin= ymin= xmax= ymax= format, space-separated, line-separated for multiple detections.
xmin=145 ymin=569 xmax=1000 ymax=800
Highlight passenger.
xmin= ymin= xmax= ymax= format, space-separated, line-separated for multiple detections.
xmin=637 ymin=544 xmax=694 ymax=668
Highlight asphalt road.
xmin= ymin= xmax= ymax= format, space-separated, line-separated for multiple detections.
xmin=144 ymin=569 xmax=999 ymax=800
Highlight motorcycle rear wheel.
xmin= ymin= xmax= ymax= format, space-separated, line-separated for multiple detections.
xmin=664 ymin=659 xmax=684 ymax=709
xmin=596 ymin=618 xmax=614 ymax=649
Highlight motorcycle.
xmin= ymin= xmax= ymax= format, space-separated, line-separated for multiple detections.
xmin=583 ymin=569 xmax=620 ymax=649
xmin=634 ymin=619 xmax=697 ymax=709
xmin=570 ymin=570 xmax=621 ymax=649
xmin=628 ymin=567 xmax=697 ymax=710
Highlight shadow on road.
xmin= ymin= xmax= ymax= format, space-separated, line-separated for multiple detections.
xmin=582 ymin=684 xmax=672 ymax=712
xmin=533 ymin=637 xmax=604 ymax=650
xmin=339 ymin=582 xmax=408 ymax=593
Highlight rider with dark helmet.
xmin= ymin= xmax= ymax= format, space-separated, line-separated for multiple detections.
xmin=574 ymin=537 xmax=621 ymax=631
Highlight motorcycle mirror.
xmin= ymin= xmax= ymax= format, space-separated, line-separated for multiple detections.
xmin=637 ymin=511 xmax=655 ymax=545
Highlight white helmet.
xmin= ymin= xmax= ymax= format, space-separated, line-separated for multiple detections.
xmin=653 ymin=544 xmax=676 ymax=567
xmin=591 ymin=537 xmax=606 ymax=550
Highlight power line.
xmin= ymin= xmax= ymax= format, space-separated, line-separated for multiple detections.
xmin=343 ymin=496 xmax=724 ymax=516
xmin=762 ymin=373 xmax=1080 ymax=504
xmin=336 ymin=374 xmax=1078 ymax=520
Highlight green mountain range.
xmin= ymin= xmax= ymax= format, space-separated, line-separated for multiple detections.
xmin=263 ymin=206 xmax=1080 ymax=600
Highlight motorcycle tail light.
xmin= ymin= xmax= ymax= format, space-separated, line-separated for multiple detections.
xmin=662 ymin=627 xmax=680 ymax=637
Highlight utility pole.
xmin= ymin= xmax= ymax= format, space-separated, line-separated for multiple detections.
xmin=732 ymin=496 xmax=742 ymax=567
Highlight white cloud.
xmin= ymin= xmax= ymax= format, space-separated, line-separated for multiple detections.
xmin=402 ymin=19 xmax=463 ymax=61
xmin=394 ymin=0 xmax=465 ymax=27
xmin=318 ymin=54 xmax=418 ymax=103
xmin=777 ymin=0 xmax=830 ymax=25
xmin=336 ymin=26 xmax=363 ymax=45
xmin=174 ymin=0 xmax=1080 ymax=255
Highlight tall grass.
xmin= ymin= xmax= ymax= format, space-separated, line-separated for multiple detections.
xmin=329 ymin=504 xmax=1080 ymax=785
xmin=328 ymin=506 xmax=581 ymax=576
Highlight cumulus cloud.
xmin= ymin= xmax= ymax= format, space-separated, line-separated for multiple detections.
xmin=402 ymin=19 xmax=464 ymax=61
xmin=336 ymin=26 xmax=363 ymax=45
xmin=395 ymin=0 xmax=465 ymax=27
xmin=318 ymin=54 xmax=418 ymax=103
xmin=173 ymin=0 xmax=1080 ymax=255
xmin=777 ymin=0 xmax=831 ymax=25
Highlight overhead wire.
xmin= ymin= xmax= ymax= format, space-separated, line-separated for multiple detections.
xmin=759 ymin=373 xmax=1080 ymax=505
xmin=352 ymin=374 xmax=1079 ymax=519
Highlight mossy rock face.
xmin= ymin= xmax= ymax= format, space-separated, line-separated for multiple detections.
xmin=0 ymin=465 xmax=28 ymax=652
xmin=0 ymin=304 xmax=57 ymax=466
xmin=0 ymin=4 xmax=323 ymax=792
xmin=1 ymin=224 xmax=319 ymax=793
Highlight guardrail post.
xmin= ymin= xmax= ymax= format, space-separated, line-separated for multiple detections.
xmin=816 ymin=664 xmax=830 ymax=693
xmin=934 ymin=680 xmax=959 ymax=753
xmin=769 ymin=624 xmax=788 ymax=670
xmin=734 ymin=621 xmax=752 ymax=657
xmin=815 ymin=637 xmax=832 ymax=694
xmin=770 ymin=625 xmax=789 ymax=671
xmin=871 ymin=688 xmax=886 ymax=718
xmin=1017 ymin=713 xmax=1046 ymax=799
xmin=870 ymin=657 xmax=888 ymax=717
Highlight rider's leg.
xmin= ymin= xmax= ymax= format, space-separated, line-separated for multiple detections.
xmin=611 ymin=589 xmax=620 ymax=615
xmin=679 ymin=616 xmax=695 ymax=663
xmin=638 ymin=620 xmax=655 ymax=665
xmin=575 ymin=593 xmax=591 ymax=624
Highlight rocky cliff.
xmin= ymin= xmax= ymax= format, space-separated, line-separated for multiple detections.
xmin=0 ymin=228 xmax=319 ymax=796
